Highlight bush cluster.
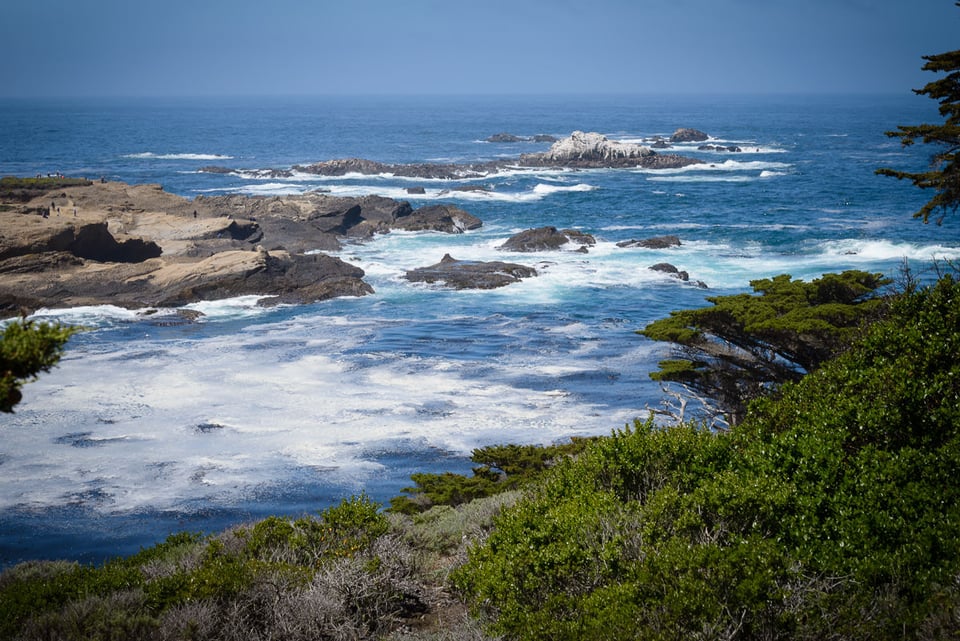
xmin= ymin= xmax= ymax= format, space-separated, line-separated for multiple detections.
xmin=0 ymin=495 xmax=434 ymax=640
xmin=454 ymin=276 xmax=960 ymax=640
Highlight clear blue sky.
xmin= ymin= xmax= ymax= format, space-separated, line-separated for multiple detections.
xmin=2 ymin=0 xmax=957 ymax=98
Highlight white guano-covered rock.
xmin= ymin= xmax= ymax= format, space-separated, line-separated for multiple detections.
xmin=542 ymin=131 xmax=655 ymax=162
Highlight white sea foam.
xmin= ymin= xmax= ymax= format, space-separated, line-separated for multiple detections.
xmin=818 ymin=239 xmax=960 ymax=263
xmin=639 ymin=159 xmax=792 ymax=175
xmin=228 ymin=181 xmax=598 ymax=203
xmin=0 ymin=315 xmax=648 ymax=512
xmin=124 ymin=152 xmax=234 ymax=161
xmin=614 ymin=135 xmax=787 ymax=155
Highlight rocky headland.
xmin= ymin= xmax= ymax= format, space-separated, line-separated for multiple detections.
xmin=0 ymin=180 xmax=482 ymax=314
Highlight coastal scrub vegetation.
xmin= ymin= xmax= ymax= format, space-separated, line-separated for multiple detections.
xmin=0 ymin=493 xmax=503 ymax=641
xmin=4 ymin=274 xmax=957 ymax=640
xmin=454 ymin=273 xmax=960 ymax=640
xmin=0 ymin=318 xmax=77 ymax=412
xmin=638 ymin=269 xmax=889 ymax=426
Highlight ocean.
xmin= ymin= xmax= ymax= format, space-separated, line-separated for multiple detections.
xmin=1 ymin=93 xmax=957 ymax=568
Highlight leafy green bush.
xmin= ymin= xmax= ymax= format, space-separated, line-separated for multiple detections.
xmin=1 ymin=318 xmax=79 ymax=412
xmin=455 ymin=276 xmax=960 ymax=641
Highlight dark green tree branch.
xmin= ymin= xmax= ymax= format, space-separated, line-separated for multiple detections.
xmin=876 ymin=26 xmax=960 ymax=224
xmin=638 ymin=270 xmax=889 ymax=425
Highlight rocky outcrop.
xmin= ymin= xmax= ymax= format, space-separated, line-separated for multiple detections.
xmin=670 ymin=128 xmax=709 ymax=143
xmin=292 ymin=158 xmax=500 ymax=180
xmin=616 ymin=235 xmax=681 ymax=249
xmin=650 ymin=262 xmax=689 ymax=280
xmin=649 ymin=262 xmax=708 ymax=289
xmin=519 ymin=132 xmax=703 ymax=170
xmin=273 ymin=131 xmax=702 ymax=181
xmin=0 ymin=181 xmax=486 ymax=313
xmin=152 ymin=250 xmax=373 ymax=307
xmin=391 ymin=204 xmax=482 ymax=234
xmin=499 ymin=226 xmax=596 ymax=253
xmin=405 ymin=254 xmax=537 ymax=289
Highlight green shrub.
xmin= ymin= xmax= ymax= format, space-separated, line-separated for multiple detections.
xmin=455 ymin=276 xmax=960 ymax=640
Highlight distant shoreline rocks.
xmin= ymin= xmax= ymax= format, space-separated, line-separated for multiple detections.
xmin=485 ymin=133 xmax=559 ymax=143
xmin=202 ymin=131 xmax=706 ymax=182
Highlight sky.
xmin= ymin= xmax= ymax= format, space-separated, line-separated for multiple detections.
xmin=1 ymin=0 xmax=957 ymax=98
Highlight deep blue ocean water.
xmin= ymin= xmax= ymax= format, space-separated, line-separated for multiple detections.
xmin=1 ymin=94 xmax=958 ymax=567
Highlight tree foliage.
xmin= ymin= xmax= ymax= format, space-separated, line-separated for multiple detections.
xmin=0 ymin=318 xmax=77 ymax=412
xmin=638 ymin=270 xmax=888 ymax=425
xmin=876 ymin=25 xmax=960 ymax=224
xmin=455 ymin=275 xmax=960 ymax=641
xmin=388 ymin=439 xmax=594 ymax=514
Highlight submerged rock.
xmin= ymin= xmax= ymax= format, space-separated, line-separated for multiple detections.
xmin=405 ymin=254 xmax=537 ymax=289
xmin=617 ymin=235 xmax=682 ymax=249
xmin=499 ymin=226 xmax=596 ymax=252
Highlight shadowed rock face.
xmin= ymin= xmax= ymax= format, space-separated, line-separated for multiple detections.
xmin=405 ymin=254 xmax=538 ymax=289
xmin=0 ymin=220 xmax=162 ymax=263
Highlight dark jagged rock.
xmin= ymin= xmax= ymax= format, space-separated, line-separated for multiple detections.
xmin=487 ymin=133 xmax=558 ymax=143
xmin=499 ymin=226 xmax=596 ymax=252
xmin=650 ymin=262 xmax=689 ymax=281
xmin=487 ymin=133 xmax=525 ymax=143
xmin=649 ymin=262 xmax=706 ymax=287
xmin=405 ymin=253 xmax=537 ymax=289
xmin=406 ymin=186 xmax=426 ymax=195
xmin=670 ymin=128 xmax=709 ymax=143
xmin=698 ymin=144 xmax=742 ymax=152
xmin=293 ymin=158 xmax=499 ymax=180
xmin=617 ymin=235 xmax=682 ymax=249
xmin=391 ymin=204 xmax=482 ymax=234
